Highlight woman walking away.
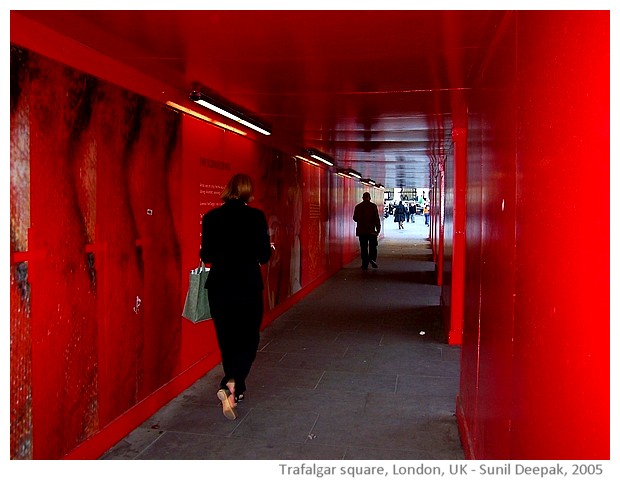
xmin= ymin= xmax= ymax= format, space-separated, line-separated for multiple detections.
xmin=200 ymin=173 xmax=272 ymax=420
xmin=394 ymin=201 xmax=406 ymax=229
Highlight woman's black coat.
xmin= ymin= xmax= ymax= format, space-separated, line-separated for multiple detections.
xmin=200 ymin=199 xmax=272 ymax=295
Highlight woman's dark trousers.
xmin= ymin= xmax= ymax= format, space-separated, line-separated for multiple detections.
xmin=209 ymin=289 xmax=263 ymax=396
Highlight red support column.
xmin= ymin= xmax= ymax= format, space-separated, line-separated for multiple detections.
xmin=436 ymin=160 xmax=445 ymax=286
xmin=448 ymin=127 xmax=467 ymax=345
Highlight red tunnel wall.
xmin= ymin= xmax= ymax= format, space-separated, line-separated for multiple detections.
xmin=9 ymin=31 xmax=365 ymax=459
xmin=455 ymin=11 xmax=609 ymax=460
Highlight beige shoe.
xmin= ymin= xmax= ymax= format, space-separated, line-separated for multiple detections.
xmin=216 ymin=388 xmax=238 ymax=420
xmin=226 ymin=380 xmax=236 ymax=398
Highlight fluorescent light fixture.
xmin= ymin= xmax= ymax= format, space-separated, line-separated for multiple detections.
xmin=166 ymin=101 xmax=247 ymax=136
xmin=361 ymin=178 xmax=376 ymax=186
xmin=295 ymin=155 xmax=320 ymax=167
xmin=336 ymin=168 xmax=357 ymax=179
xmin=306 ymin=148 xmax=334 ymax=167
xmin=189 ymin=91 xmax=271 ymax=136
xmin=346 ymin=169 xmax=362 ymax=179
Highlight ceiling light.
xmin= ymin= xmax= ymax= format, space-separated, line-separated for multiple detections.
xmin=295 ymin=155 xmax=320 ymax=167
xmin=189 ymin=91 xmax=271 ymax=136
xmin=165 ymin=101 xmax=247 ymax=136
xmin=306 ymin=148 xmax=334 ymax=167
xmin=346 ymin=169 xmax=362 ymax=179
xmin=336 ymin=168 xmax=362 ymax=179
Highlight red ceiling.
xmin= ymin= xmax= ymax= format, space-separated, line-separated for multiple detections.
xmin=16 ymin=10 xmax=504 ymax=188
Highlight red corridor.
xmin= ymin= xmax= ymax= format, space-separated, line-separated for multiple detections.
xmin=9 ymin=9 xmax=610 ymax=463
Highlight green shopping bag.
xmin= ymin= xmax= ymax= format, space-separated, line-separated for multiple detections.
xmin=182 ymin=266 xmax=212 ymax=322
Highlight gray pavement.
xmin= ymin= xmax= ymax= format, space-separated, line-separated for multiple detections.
xmin=101 ymin=212 xmax=463 ymax=460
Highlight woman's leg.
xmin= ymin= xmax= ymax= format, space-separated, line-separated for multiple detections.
xmin=211 ymin=291 xmax=262 ymax=396
xmin=230 ymin=295 xmax=263 ymax=396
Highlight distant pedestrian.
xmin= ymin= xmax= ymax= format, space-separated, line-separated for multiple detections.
xmin=394 ymin=201 xmax=406 ymax=229
xmin=424 ymin=204 xmax=430 ymax=225
xmin=408 ymin=203 xmax=416 ymax=223
xmin=353 ymin=192 xmax=381 ymax=269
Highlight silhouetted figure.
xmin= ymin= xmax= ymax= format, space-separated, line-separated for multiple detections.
xmin=408 ymin=203 xmax=416 ymax=223
xmin=200 ymin=173 xmax=272 ymax=420
xmin=353 ymin=192 xmax=381 ymax=269
xmin=394 ymin=201 xmax=406 ymax=229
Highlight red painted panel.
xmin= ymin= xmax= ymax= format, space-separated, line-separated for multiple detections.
xmin=25 ymin=53 xmax=100 ymax=459
xmin=328 ymin=173 xmax=344 ymax=270
xmin=441 ymin=125 xmax=466 ymax=346
xmin=95 ymin=86 xmax=152 ymax=425
xmin=10 ymin=45 xmax=33 ymax=460
xmin=458 ymin=14 xmax=519 ymax=454
xmin=257 ymin=147 xmax=305 ymax=310
xmin=442 ymin=149 xmax=455 ymax=309
xmin=300 ymin=162 xmax=326 ymax=286
xmin=457 ymin=11 xmax=609 ymax=460
xmin=450 ymin=127 xmax=467 ymax=346
xmin=459 ymin=105 xmax=484 ymax=457
xmin=474 ymin=13 xmax=518 ymax=460
xmin=511 ymin=11 xmax=609 ymax=460
xmin=436 ymin=167 xmax=445 ymax=286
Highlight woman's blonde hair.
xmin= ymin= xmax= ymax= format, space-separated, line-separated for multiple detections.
xmin=221 ymin=173 xmax=254 ymax=203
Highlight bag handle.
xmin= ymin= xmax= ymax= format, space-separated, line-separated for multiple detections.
xmin=192 ymin=261 xmax=210 ymax=274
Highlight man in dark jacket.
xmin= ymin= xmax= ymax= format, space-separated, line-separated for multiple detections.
xmin=353 ymin=192 xmax=382 ymax=269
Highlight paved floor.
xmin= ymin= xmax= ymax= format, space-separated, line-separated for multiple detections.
xmin=101 ymin=213 xmax=464 ymax=460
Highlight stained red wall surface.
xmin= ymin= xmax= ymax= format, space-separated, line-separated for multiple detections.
xmin=455 ymin=11 xmax=609 ymax=459
xmin=9 ymin=43 xmax=362 ymax=459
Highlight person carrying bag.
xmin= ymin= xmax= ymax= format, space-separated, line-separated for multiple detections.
xmin=182 ymin=264 xmax=211 ymax=323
